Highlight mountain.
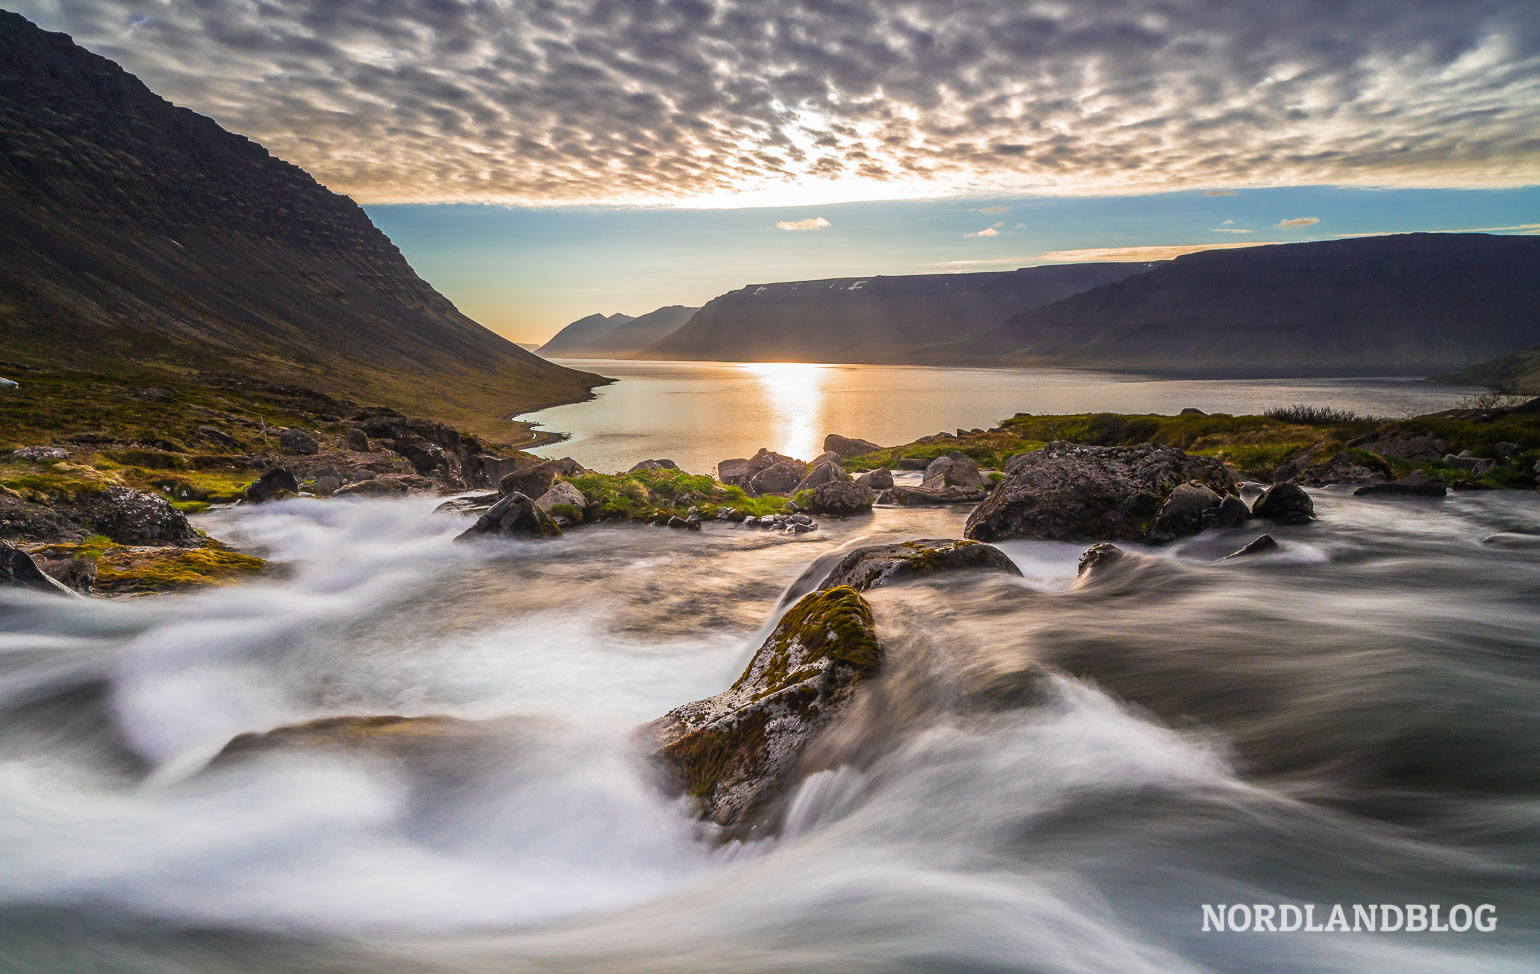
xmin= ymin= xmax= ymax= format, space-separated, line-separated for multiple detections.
xmin=991 ymin=233 xmax=1540 ymax=375
xmin=538 ymin=312 xmax=634 ymax=357
xmin=639 ymin=263 xmax=1149 ymax=363
xmin=1438 ymin=346 xmax=1540 ymax=394
xmin=0 ymin=12 xmax=603 ymax=441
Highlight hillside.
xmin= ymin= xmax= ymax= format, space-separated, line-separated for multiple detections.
xmin=639 ymin=263 xmax=1148 ymax=363
xmin=538 ymin=313 xmax=634 ymax=357
xmin=0 ymin=11 xmax=603 ymax=442
xmin=538 ymin=306 xmax=699 ymax=358
xmin=1438 ymin=346 xmax=1540 ymax=394
xmin=993 ymin=233 xmax=1540 ymax=375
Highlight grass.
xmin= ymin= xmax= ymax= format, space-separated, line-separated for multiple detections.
xmin=566 ymin=468 xmax=788 ymax=523
xmin=27 ymin=536 xmax=269 ymax=594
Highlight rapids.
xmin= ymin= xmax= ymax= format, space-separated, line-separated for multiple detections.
xmin=1 ymin=489 xmax=1538 ymax=972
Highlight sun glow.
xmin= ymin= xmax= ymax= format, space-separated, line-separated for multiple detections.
xmin=736 ymin=362 xmax=829 ymax=461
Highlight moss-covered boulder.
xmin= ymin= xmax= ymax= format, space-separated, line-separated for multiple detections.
xmin=788 ymin=539 xmax=1021 ymax=600
xmin=24 ymin=538 xmax=268 ymax=595
xmin=645 ymin=586 xmax=882 ymax=835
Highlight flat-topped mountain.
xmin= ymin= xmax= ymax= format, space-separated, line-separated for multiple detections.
xmin=639 ymin=263 xmax=1148 ymax=363
xmin=0 ymin=11 xmax=601 ymax=439
xmin=992 ymin=233 xmax=1540 ymax=375
xmin=539 ymin=306 xmax=698 ymax=359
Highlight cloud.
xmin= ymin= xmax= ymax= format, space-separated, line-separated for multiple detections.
xmin=969 ymin=205 xmax=1010 ymax=215
xmin=1276 ymin=217 xmax=1322 ymax=228
xmin=775 ymin=217 xmax=831 ymax=231
xmin=966 ymin=221 xmax=1005 ymax=237
xmin=1206 ymin=190 xmax=1239 ymax=197
xmin=17 ymin=1 xmax=1540 ymax=205
xmin=1031 ymin=242 xmax=1278 ymax=262
xmin=1213 ymin=227 xmax=1254 ymax=233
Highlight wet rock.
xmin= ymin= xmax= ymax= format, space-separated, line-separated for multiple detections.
xmin=1221 ymin=535 xmax=1279 ymax=560
xmin=823 ymin=434 xmax=881 ymax=459
xmin=1202 ymin=495 xmax=1252 ymax=530
xmin=245 ymin=468 xmax=300 ymax=503
xmin=965 ymin=442 xmax=1235 ymax=542
xmin=748 ymin=458 xmax=805 ymax=496
xmin=0 ymin=541 xmax=74 ymax=595
xmin=629 ymin=459 xmax=679 ymax=473
xmin=645 ymin=586 xmax=881 ymax=834
xmin=664 ymin=514 xmax=701 ymax=531
xmin=794 ymin=538 xmax=1021 ymax=596
xmin=534 ymin=481 xmax=587 ymax=512
xmin=345 ymin=428 xmax=371 ymax=452
xmin=802 ymin=480 xmax=875 ymax=517
xmin=334 ymin=474 xmax=437 ymax=496
xmin=855 ymin=467 xmax=894 ymax=490
xmin=1251 ymin=483 xmax=1315 ymax=523
xmin=456 ymin=492 xmax=561 ymax=540
xmin=877 ymin=485 xmax=987 ymax=506
xmin=793 ymin=459 xmax=849 ymax=494
xmin=278 ymin=428 xmax=319 ymax=455
xmin=1354 ymin=473 xmax=1448 ymax=497
xmin=896 ymin=457 xmax=931 ymax=470
xmin=212 ymin=714 xmax=496 ymax=765
xmin=433 ymin=492 xmax=500 ymax=515
xmin=1481 ymin=532 xmax=1540 ymax=549
xmin=1147 ymin=481 xmax=1223 ymax=543
xmin=1076 ymin=542 xmax=1125 ymax=577
xmin=921 ymin=452 xmax=985 ymax=490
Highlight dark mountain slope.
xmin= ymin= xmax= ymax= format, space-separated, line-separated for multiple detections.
xmin=588 ymin=305 xmax=699 ymax=357
xmin=0 ymin=11 xmax=602 ymax=441
xmin=994 ymin=234 xmax=1540 ymax=375
xmin=538 ymin=312 xmax=633 ymax=357
xmin=640 ymin=263 xmax=1149 ymax=363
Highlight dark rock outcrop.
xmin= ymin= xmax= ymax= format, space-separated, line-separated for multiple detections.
xmin=1221 ymin=535 xmax=1280 ymax=560
xmin=964 ymin=442 xmax=1235 ymax=542
xmin=1147 ymin=481 xmax=1223 ymax=543
xmin=0 ymin=540 xmax=73 ymax=595
xmin=823 ymin=434 xmax=881 ymax=459
xmin=1076 ymin=542 xmax=1126 ymax=577
xmin=645 ymin=587 xmax=881 ymax=833
xmin=245 ymin=468 xmax=299 ymax=503
xmin=455 ymin=492 xmax=560 ymax=540
xmin=855 ymin=468 xmax=894 ymax=490
xmin=1251 ymin=484 xmax=1315 ymax=523
xmin=86 ymin=488 xmax=197 ymax=545
xmin=498 ymin=458 xmax=583 ymax=497
xmin=1202 ymin=495 xmax=1251 ymax=530
xmin=748 ymin=458 xmax=806 ymax=496
xmin=345 ymin=428 xmax=371 ymax=452
xmin=1354 ymin=474 xmax=1448 ymax=498
xmin=278 ymin=428 xmax=319 ymax=455
xmin=793 ymin=539 xmax=1022 ymax=596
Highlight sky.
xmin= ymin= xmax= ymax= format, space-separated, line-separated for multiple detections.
xmin=14 ymin=0 xmax=1540 ymax=341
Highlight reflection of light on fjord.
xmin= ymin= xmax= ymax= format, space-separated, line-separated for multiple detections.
xmin=738 ymin=362 xmax=827 ymax=461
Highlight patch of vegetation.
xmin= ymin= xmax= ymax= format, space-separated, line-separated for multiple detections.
xmin=565 ymin=468 xmax=787 ymax=523
xmin=93 ymin=547 xmax=269 ymax=594
xmin=0 ymin=458 xmax=120 ymax=502
xmin=1263 ymin=404 xmax=1383 ymax=425
xmin=741 ymin=586 xmax=881 ymax=695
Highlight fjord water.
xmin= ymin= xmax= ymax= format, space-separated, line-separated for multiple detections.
xmin=2 ymin=490 xmax=1539 ymax=972
xmin=522 ymin=360 xmax=1477 ymax=472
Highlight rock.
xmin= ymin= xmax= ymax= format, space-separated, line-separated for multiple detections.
xmin=1481 ymin=532 xmax=1540 ymax=549
xmin=1076 ymin=542 xmax=1125 ymax=577
xmin=802 ymin=480 xmax=875 ymax=516
xmin=534 ymin=481 xmax=587 ymax=512
xmin=212 ymin=714 xmax=496 ymax=765
xmin=278 ymin=428 xmax=319 ymax=455
xmin=742 ymin=448 xmax=801 ymax=479
xmin=645 ymin=586 xmax=882 ymax=833
xmin=463 ymin=454 xmax=522 ymax=487
xmin=1353 ymin=473 xmax=1448 ymax=497
xmin=0 ymin=377 xmax=16 ymax=390
xmin=823 ymin=434 xmax=881 ymax=459
xmin=345 ymin=428 xmax=371 ymax=451
xmin=921 ymin=452 xmax=985 ymax=490
xmin=717 ymin=458 xmax=751 ymax=485
xmin=333 ymin=475 xmax=437 ymax=496
xmin=748 ymin=458 xmax=806 ymax=495
xmin=793 ymin=539 xmax=1022 ymax=596
xmin=1354 ymin=431 xmax=1449 ymax=462
xmin=245 ymin=468 xmax=300 ymax=503
xmin=456 ymin=492 xmax=561 ymax=540
xmin=1493 ymin=441 xmax=1521 ymax=461
xmin=1251 ymin=483 xmax=1314 ymax=523
xmin=877 ymin=485 xmax=987 ymax=506
xmin=0 ymin=541 xmax=74 ymax=595
xmin=433 ymin=492 xmax=500 ymax=515
xmin=965 ymin=442 xmax=1236 ymax=542
xmin=855 ymin=467 xmax=894 ymax=490
xmin=311 ymin=475 xmax=342 ymax=497
xmin=499 ymin=461 xmax=561 ymax=497
xmin=9 ymin=446 xmax=68 ymax=462
xmin=665 ymin=515 xmax=700 ymax=531
xmin=1201 ymin=495 xmax=1251 ymax=530
xmin=629 ymin=459 xmax=679 ymax=473
xmin=1180 ymin=407 xmax=1207 ymax=415
xmin=75 ymin=487 xmax=196 ymax=545
xmin=1472 ymin=458 xmax=1498 ymax=476
xmin=1276 ymin=447 xmax=1394 ymax=486
xmin=197 ymin=425 xmax=240 ymax=449
xmin=1221 ymin=535 xmax=1279 ymax=560
xmin=793 ymin=460 xmax=849 ymax=493
xmin=897 ymin=456 xmax=931 ymax=470
xmin=1442 ymin=453 xmax=1482 ymax=471
xmin=1146 ymin=481 xmax=1223 ymax=543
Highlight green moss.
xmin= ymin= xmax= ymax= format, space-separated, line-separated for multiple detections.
xmin=566 ymin=471 xmax=788 ymax=523
xmin=171 ymin=500 xmax=211 ymax=514
xmin=0 ymin=459 xmax=120 ymax=502
xmin=738 ymin=586 xmax=881 ymax=696
xmin=661 ymin=709 xmax=772 ymax=798
xmin=93 ymin=547 xmax=269 ymax=594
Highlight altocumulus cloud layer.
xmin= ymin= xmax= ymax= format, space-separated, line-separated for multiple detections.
xmin=20 ymin=0 xmax=1540 ymax=205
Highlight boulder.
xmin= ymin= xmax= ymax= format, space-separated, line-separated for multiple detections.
xmin=534 ymin=481 xmax=587 ymax=513
xmin=921 ymin=452 xmax=985 ymax=490
xmin=878 ymin=485 xmax=988 ymax=506
xmin=334 ymin=474 xmax=437 ymax=496
xmin=1276 ymin=448 xmax=1394 ymax=487
xmin=245 ymin=468 xmax=300 ymax=503
xmin=86 ymin=488 xmax=198 ymax=545
xmin=1251 ymin=483 xmax=1315 ymax=523
xmin=748 ymin=458 xmax=806 ymax=496
xmin=311 ymin=475 xmax=343 ymax=497
xmin=965 ymin=442 xmax=1236 ymax=542
xmin=9 ymin=446 xmax=68 ymax=462
xmin=1076 ymin=542 xmax=1126 ymax=577
xmin=0 ymin=541 xmax=73 ymax=595
xmin=1221 ymin=534 xmax=1279 ymax=560
xmin=855 ymin=468 xmax=894 ymax=490
xmin=1353 ymin=473 xmax=1448 ymax=498
xmin=793 ymin=460 xmax=849 ymax=493
xmin=792 ymin=539 xmax=1021 ymax=596
xmin=664 ymin=515 xmax=700 ymax=531
xmin=345 ymin=428 xmax=371 ymax=452
xmin=802 ymin=480 xmax=875 ymax=517
xmin=456 ymin=492 xmax=561 ymax=540
xmin=499 ymin=461 xmax=560 ymax=497
xmin=1352 ymin=431 xmax=1449 ymax=462
xmin=197 ymin=426 xmax=240 ymax=449
xmin=645 ymin=587 xmax=881 ymax=833
xmin=1180 ymin=407 xmax=1207 ymax=416
xmin=433 ymin=492 xmax=500 ymax=515
xmin=897 ymin=457 xmax=931 ymax=470
xmin=629 ymin=459 xmax=679 ymax=473
xmin=1493 ymin=442 xmax=1521 ymax=461
xmin=1201 ymin=495 xmax=1252 ymax=530
xmin=1146 ymin=481 xmax=1223 ymax=543
xmin=717 ymin=458 xmax=751 ymax=485
xmin=1442 ymin=452 xmax=1482 ymax=471
xmin=823 ymin=434 xmax=881 ymax=459
xmin=278 ymin=428 xmax=319 ymax=455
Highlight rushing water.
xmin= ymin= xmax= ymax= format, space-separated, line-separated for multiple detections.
xmin=521 ymin=360 xmax=1479 ymax=473
xmin=2 ymin=489 xmax=1539 ymax=972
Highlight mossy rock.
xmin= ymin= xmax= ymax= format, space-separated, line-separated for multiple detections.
xmin=47 ymin=543 xmax=270 ymax=594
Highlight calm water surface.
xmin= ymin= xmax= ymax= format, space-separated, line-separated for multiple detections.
xmin=523 ymin=360 xmax=1477 ymax=472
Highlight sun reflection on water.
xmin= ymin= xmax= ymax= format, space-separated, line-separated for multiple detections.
xmin=736 ymin=362 xmax=828 ymax=460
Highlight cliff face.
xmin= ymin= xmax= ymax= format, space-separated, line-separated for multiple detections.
xmin=640 ymin=263 xmax=1149 ymax=364
xmin=0 ymin=12 xmax=601 ymax=436
xmin=994 ymin=234 xmax=1540 ymax=375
